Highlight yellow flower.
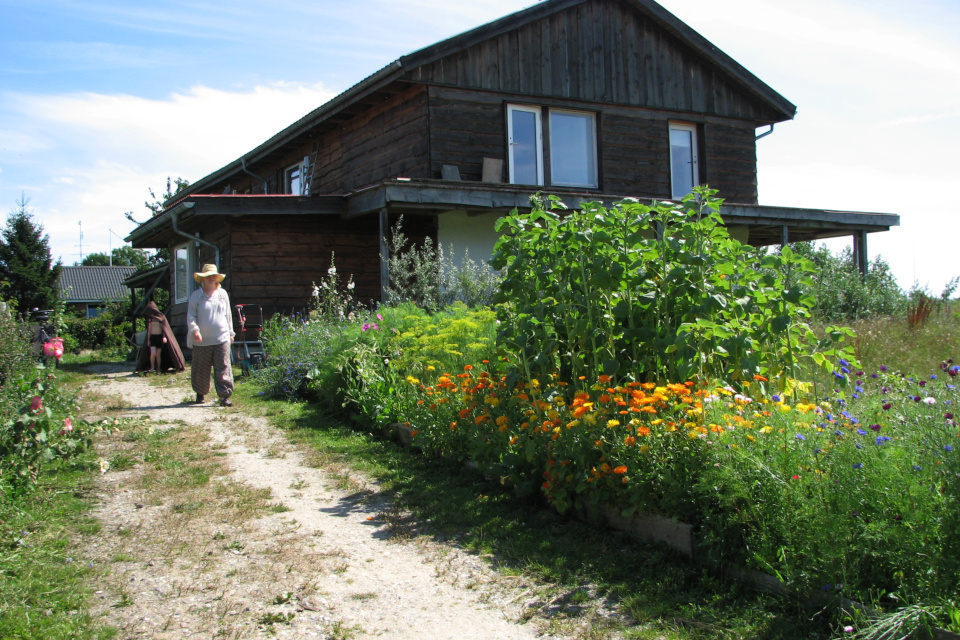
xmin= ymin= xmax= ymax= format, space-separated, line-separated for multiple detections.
xmin=554 ymin=396 xmax=566 ymax=406
xmin=426 ymin=365 xmax=435 ymax=372
xmin=406 ymin=375 xmax=420 ymax=385
xmin=566 ymin=420 xmax=580 ymax=429
xmin=584 ymin=413 xmax=597 ymax=426
xmin=607 ymin=419 xmax=620 ymax=428
xmin=759 ymin=426 xmax=773 ymax=434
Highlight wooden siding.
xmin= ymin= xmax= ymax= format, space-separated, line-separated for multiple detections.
xmin=163 ymin=212 xmax=438 ymax=340
xmin=407 ymin=0 xmax=781 ymax=123
xmin=428 ymin=86 xmax=759 ymax=202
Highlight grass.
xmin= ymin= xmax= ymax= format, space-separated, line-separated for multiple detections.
xmin=232 ymin=382 xmax=835 ymax=639
xmin=0 ymin=458 xmax=114 ymax=640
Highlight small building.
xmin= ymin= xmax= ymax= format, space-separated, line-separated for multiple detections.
xmin=59 ymin=265 xmax=136 ymax=318
xmin=127 ymin=0 xmax=900 ymax=346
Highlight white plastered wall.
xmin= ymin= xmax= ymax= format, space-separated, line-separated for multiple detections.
xmin=436 ymin=210 xmax=503 ymax=267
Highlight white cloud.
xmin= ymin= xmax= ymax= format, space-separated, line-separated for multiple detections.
xmin=0 ymin=82 xmax=336 ymax=264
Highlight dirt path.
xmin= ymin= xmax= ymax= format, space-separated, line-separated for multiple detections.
xmin=79 ymin=364 xmax=567 ymax=640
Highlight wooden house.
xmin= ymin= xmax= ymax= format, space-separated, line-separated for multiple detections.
xmin=59 ymin=266 xmax=136 ymax=318
xmin=126 ymin=0 xmax=899 ymax=346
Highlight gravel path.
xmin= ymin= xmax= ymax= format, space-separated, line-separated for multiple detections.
xmin=79 ymin=364 xmax=566 ymax=640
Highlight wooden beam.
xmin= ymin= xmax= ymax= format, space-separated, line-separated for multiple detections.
xmin=853 ymin=230 xmax=868 ymax=277
xmin=379 ymin=208 xmax=390 ymax=304
xmin=780 ymin=224 xmax=789 ymax=248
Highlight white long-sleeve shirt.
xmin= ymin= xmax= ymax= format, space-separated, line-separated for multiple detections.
xmin=186 ymin=286 xmax=234 ymax=348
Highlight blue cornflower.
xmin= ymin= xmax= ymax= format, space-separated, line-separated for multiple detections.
xmin=946 ymin=445 xmax=955 ymax=452
xmin=834 ymin=430 xmax=843 ymax=436
xmin=841 ymin=411 xmax=853 ymax=419
xmin=841 ymin=366 xmax=851 ymax=374
xmin=856 ymin=443 xmax=864 ymax=450
xmin=857 ymin=429 xmax=867 ymax=436
xmin=876 ymin=436 xmax=891 ymax=445
xmin=913 ymin=465 xmax=923 ymax=471
xmin=833 ymin=371 xmax=844 ymax=380
xmin=871 ymin=373 xmax=879 ymax=378
xmin=839 ymin=359 xmax=850 ymax=367
xmin=932 ymin=374 xmax=939 ymax=380
xmin=852 ymin=462 xmax=863 ymax=469
xmin=795 ymin=434 xmax=806 ymax=441
xmin=771 ymin=394 xmax=781 ymax=403
xmin=822 ymin=584 xmax=833 ymax=591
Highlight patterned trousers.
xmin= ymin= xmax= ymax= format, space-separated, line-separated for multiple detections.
xmin=191 ymin=342 xmax=234 ymax=400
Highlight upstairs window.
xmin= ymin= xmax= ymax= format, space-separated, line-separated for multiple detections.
xmin=669 ymin=122 xmax=699 ymax=199
xmin=507 ymin=104 xmax=598 ymax=189
xmin=507 ymin=104 xmax=543 ymax=185
xmin=549 ymin=110 xmax=597 ymax=188
xmin=285 ymin=156 xmax=311 ymax=195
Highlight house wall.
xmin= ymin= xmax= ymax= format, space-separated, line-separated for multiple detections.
xmin=406 ymin=0 xmax=784 ymax=123
xmin=427 ymin=85 xmax=758 ymax=203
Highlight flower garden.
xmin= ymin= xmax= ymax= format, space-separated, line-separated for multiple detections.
xmin=255 ymin=189 xmax=960 ymax=637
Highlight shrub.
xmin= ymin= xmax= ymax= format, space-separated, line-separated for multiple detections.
xmin=0 ymin=305 xmax=34 ymax=417
xmin=490 ymin=188 xmax=854 ymax=389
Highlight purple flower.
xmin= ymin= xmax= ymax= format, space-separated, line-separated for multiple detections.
xmin=771 ymin=394 xmax=781 ymax=402
xmin=920 ymin=380 xmax=927 ymax=387
xmin=361 ymin=323 xmax=371 ymax=332
xmin=882 ymin=403 xmax=892 ymax=411
xmin=795 ymin=434 xmax=806 ymax=441
xmin=869 ymin=424 xmax=881 ymax=432
xmin=857 ymin=429 xmax=867 ymax=436
xmin=876 ymin=436 xmax=891 ymax=445
xmin=871 ymin=373 xmax=879 ymax=379
xmin=946 ymin=445 xmax=955 ymax=452
xmin=852 ymin=462 xmax=863 ymax=469
xmin=946 ymin=413 xmax=954 ymax=420
xmin=880 ymin=365 xmax=888 ymax=372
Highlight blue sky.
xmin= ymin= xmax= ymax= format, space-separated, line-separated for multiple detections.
xmin=1 ymin=0 xmax=958 ymax=293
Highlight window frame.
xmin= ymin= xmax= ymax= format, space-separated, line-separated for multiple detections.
xmin=668 ymin=121 xmax=700 ymax=200
xmin=548 ymin=108 xmax=598 ymax=189
xmin=285 ymin=162 xmax=303 ymax=195
xmin=173 ymin=242 xmax=194 ymax=304
xmin=507 ymin=104 xmax=544 ymax=186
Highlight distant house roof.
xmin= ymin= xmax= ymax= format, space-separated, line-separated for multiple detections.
xmin=59 ymin=266 xmax=136 ymax=303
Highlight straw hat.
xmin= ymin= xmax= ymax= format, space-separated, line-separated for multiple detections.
xmin=194 ymin=264 xmax=225 ymax=283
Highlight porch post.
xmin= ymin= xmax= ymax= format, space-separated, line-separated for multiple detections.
xmin=780 ymin=224 xmax=789 ymax=249
xmin=379 ymin=208 xmax=389 ymax=304
xmin=853 ymin=230 xmax=868 ymax=278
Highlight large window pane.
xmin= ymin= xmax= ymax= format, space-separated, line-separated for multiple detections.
xmin=669 ymin=124 xmax=698 ymax=199
xmin=175 ymin=245 xmax=190 ymax=303
xmin=550 ymin=110 xmax=597 ymax=188
xmin=508 ymin=106 xmax=542 ymax=185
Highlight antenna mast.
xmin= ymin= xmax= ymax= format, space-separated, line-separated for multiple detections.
xmin=76 ymin=221 xmax=84 ymax=263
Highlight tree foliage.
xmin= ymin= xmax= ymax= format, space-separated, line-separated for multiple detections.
xmin=788 ymin=242 xmax=906 ymax=320
xmin=79 ymin=246 xmax=152 ymax=271
xmin=0 ymin=196 xmax=62 ymax=313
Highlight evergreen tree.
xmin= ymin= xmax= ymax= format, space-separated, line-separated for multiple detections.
xmin=0 ymin=196 xmax=62 ymax=312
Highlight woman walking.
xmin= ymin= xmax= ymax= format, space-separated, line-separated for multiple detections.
xmin=187 ymin=264 xmax=235 ymax=406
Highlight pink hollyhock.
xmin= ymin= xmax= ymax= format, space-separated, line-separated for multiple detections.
xmin=29 ymin=396 xmax=42 ymax=412
xmin=63 ymin=417 xmax=73 ymax=432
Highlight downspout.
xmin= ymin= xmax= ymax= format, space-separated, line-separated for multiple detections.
xmin=170 ymin=202 xmax=221 ymax=269
xmin=756 ymin=124 xmax=775 ymax=140
xmin=241 ymin=156 xmax=269 ymax=194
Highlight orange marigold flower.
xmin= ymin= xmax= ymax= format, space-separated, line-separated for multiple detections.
xmin=458 ymin=407 xmax=472 ymax=419
xmin=599 ymin=394 xmax=612 ymax=403
xmin=509 ymin=436 xmax=518 ymax=445
xmin=613 ymin=465 xmax=628 ymax=474
xmin=600 ymin=463 xmax=612 ymax=473
xmin=642 ymin=382 xmax=657 ymax=390
xmin=753 ymin=374 xmax=768 ymax=382
xmin=594 ymin=439 xmax=602 ymax=447
xmin=636 ymin=425 xmax=651 ymax=436
xmin=624 ymin=435 xmax=636 ymax=447
xmin=598 ymin=374 xmax=612 ymax=384
xmin=464 ymin=364 xmax=474 ymax=371
xmin=684 ymin=381 xmax=695 ymax=387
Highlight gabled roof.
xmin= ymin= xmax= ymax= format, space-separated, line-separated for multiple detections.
xmin=158 ymin=0 xmax=795 ymax=212
xmin=59 ymin=266 xmax=136 ymax=303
